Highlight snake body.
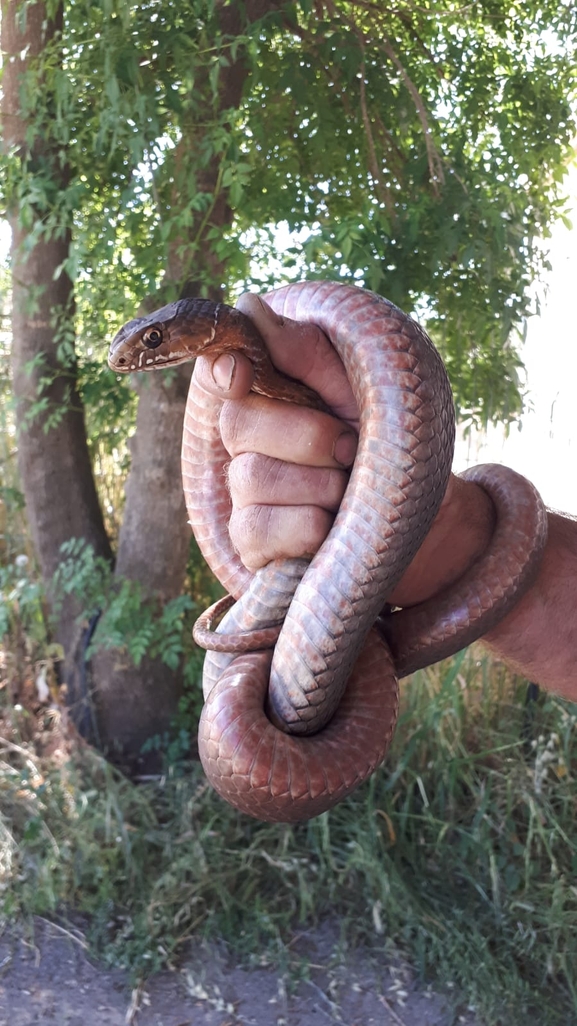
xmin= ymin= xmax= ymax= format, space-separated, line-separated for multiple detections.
xmin=109 ymin=281 xmax=547 ymax=822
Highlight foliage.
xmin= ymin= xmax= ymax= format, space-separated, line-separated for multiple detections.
xmin=237 ymin=1 xmax=577 ymax=424
xmin=53 ymin=538 xmax=202 ymax=681
xmin=2 ymin=0 xmax=576 ymax=431
xmin=2 ymin=9 xmax=577 ymax=1014
xmin=2 ymin=651 xmax=577 ymax=1024
xmin=0 ymin=317 xmax=49 ymax=669
xmin=0 ymin=555 xmax=46 ymax=653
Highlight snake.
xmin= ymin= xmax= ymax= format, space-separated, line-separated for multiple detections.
xmin=108 ymin=281 xmax=548 ymax=823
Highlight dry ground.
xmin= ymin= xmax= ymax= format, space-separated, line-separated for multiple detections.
xmin=0 ymin=918 xmax=484 ymax=1026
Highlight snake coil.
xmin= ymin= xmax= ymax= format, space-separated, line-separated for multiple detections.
xmin=109 ymin=282 xmax=547 ymax=823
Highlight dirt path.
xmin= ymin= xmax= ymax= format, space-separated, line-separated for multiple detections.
xmin=0 ymin=918 xmax=483 ymax=1026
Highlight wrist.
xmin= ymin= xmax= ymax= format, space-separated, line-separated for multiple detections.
xmin=389 ymin=475 xmax=496 ymax=607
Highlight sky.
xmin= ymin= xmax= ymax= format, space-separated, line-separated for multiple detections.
xmin=454 ymin=163 xmax=577 ymax=514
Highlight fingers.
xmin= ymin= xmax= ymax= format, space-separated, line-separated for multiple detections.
xmin=191 ymin=290 xmax=359 ymax=571
xmin=227 ymin=453 xmax=347 ymax=511
xmin=220 ymin=394 xmax=357 ymax=469
xmin=194 ymin=292 xmax=358 ymax=424
xmin=235 ymin=293 xmax=357 ymax=422
xmin=228 ymin=503 xmax=336 ymax=571
xmin=226 ymin=453 xmax=350 ymax=571
xmin=194 ymin=349 xmax=256 ymax=401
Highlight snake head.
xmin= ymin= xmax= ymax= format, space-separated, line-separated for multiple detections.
xmin=108 ymin=298 xmax=222 ymax=373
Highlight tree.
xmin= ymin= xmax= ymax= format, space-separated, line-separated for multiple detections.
xmin=1 ymin=0 xmax=114 ymax=729
xmin=1 ymin=0 xmax=575 ymax=760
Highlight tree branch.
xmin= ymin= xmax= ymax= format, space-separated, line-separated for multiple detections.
xmin=359 ymin=56 xmax=396 ymax=212
xmin=380 ymin=37 xmax=445 ymax=194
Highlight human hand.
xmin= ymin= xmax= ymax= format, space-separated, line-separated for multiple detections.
xmin=194 ymin=292 xmax=495 ymax=606
xmin=193 ymin=292 xmax=360 ymax=571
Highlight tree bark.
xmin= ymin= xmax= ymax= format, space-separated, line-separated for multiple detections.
xmin=1 ymin=0 xmax=113 ymax=732
xmin=90 ymin=364 xmax=194 ymax=760
xmin=2 ymin=0 xmax=288 ymax=763
xmin=88 ymin=3 xmax=275 ymax=758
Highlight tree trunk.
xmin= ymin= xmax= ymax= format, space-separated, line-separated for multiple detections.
xmin=3 ymin=0 xmax=286 ymax=763
xmin=1 ymin=0 xmax=113 ymax=732
xmin=90 ymin=363 xmax=194 ymax=759
xmin=92 ymin=4 xmax=264 ymax=759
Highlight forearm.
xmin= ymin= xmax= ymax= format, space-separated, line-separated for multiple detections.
xmin=393 ymin=481 xmax=577 ymax=698
xmin=482 ymin=511 xmax=577 ymax=700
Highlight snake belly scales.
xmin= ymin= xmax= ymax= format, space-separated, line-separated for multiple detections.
xmin=109 ymin=281 xmax=548 ymax=823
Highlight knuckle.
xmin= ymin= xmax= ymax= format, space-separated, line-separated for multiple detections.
xmin=227 ymin=452 xmax=265 ymax=505
xmin=219 ymin=400 xmax=247 ymax=454
xmin=228 ymin=453 xmax=290 ymax=507
xmin=302 ymin=506 xmax=334 ymax=551
xmin=317 ymin=467 xmax=348 ymax=510
xmin=289 ymin=410 xmax=343 ymax=466
xmin=228 ymin=504 xmax=273 ymax=567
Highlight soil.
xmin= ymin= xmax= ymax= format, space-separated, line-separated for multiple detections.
xmin=0 ymin=917 xmax=483 ymax=1026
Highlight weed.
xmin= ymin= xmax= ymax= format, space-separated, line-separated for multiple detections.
xmin=0 ymin=650 xmax=576 ymax=1024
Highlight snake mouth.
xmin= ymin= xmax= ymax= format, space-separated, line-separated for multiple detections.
xmin=108 ymin=352 xmax=131 ymax=372
xmin=108 ymin=346 xmax=189 ymax=372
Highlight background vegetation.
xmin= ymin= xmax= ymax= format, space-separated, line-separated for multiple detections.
xmin=2 ymin=650 xmax=577 ymax=1025
xmin=2 ymin=0 xmax=576 ymax=748
xmin=1 ymin=0 xmax=577 ymax=1022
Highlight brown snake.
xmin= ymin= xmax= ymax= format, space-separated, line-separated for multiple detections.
xmin=109 ymin=281 xmax=548 ymax=823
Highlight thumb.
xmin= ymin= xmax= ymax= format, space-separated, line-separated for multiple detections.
xmin=193 ymin=350 xmax=255 ymax=400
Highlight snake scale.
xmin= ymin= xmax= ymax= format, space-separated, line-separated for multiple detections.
xmin=109 ymin=281 xmax=548 ymax=823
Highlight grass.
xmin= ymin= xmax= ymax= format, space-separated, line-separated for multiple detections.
xmin=1 ymin=648 xmax=577 ymax=1025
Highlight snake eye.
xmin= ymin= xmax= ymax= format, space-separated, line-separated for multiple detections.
xmin=143 ymin=327 xmax=163 ymax=349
